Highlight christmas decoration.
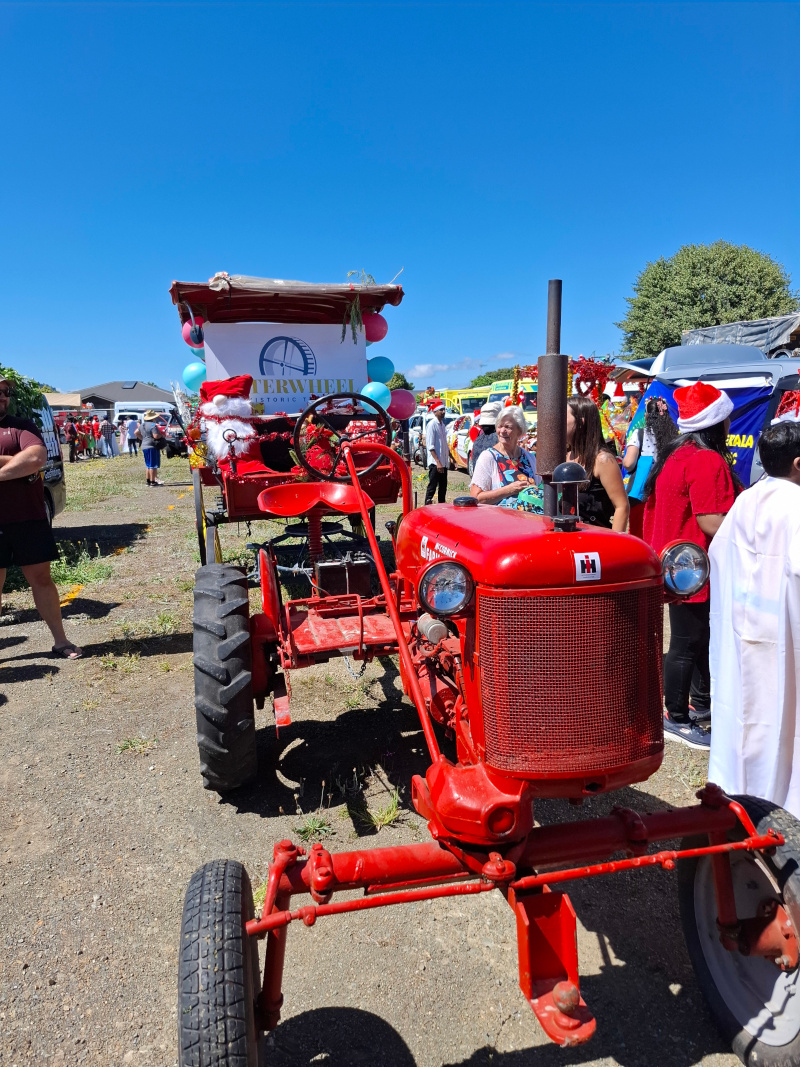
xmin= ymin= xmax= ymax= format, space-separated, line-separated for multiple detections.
xmin=387 ymin=388 xmax=416 ymax=420
xmin=183 ymin=361 xmax=207 ymax=392
xmin=366 ymin=355 xmax=395 ymax=384
xmin=364 ymin=312 xmax=388 ymax=343
xmin=361 ymin=381 xmax=392 ymax=409
xmin=199 ymin=375 xmax=258 ymax=460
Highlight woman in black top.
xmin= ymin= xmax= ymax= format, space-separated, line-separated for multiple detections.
xmin=566 ymin=396 xmax=629 ymax=531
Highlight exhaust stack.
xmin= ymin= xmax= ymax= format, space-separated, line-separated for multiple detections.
xmin=536 ymin=279 xmax=569 ymax=517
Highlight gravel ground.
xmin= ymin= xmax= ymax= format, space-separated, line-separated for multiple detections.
xmin=0 ymin=454 xmax=738 ymax=1067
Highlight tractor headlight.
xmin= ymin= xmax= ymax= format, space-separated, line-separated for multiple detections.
xmin=660 ymin=541 xmax=710 ymax=597
xmin=419 ymin=562 xmax=474 ymax=617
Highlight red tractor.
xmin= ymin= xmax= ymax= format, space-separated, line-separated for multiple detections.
xmin=179 ymin=286 xmax=800 ymax=1067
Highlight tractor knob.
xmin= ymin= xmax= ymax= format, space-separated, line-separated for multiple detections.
xmin=552 ymin=980 xmax=580 ymax=1015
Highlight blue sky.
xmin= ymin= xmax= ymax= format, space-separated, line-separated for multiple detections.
xmin=1 ymin=1 xmax=797 ymax=393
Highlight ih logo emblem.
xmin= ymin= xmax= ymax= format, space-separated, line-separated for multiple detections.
xmin=574 ymin=551 xmax=601 ymax=582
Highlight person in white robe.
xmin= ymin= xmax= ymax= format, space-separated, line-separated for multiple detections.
xmin=709 ymin=401 xmax=800 ymax=815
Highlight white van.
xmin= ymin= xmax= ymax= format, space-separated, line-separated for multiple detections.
xmin=113 ymin=400 xmax=174 ymax=423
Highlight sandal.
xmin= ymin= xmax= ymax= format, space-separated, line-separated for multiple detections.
xmin=52 ymin=642 xmax=83 ymax=660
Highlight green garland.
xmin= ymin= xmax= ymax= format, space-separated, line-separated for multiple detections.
xmin=0 ymin=362 xmax=47 ymax=424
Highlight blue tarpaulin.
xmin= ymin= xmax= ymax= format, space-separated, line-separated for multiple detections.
xmin=625 ymin=381 xmax=773 ymax=485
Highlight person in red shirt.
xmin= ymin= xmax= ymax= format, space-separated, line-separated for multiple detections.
xmin=642 ymin=382 xmax=738 ymax=749
xmin=0 ymin=375 xmax=82 ymax=658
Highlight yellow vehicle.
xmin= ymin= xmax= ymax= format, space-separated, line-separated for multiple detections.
xmin=485 ymin=378 xmax=538 ymax=425
xmin=443 ymin=386 xmax=492 ymax=415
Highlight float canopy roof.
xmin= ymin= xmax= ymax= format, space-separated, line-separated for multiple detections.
xmin=170 ymin=273 xmax=404 ymax=326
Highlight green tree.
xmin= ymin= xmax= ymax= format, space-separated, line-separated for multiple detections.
xmin=387 ymin=371 xmax=414 ymax=391
xmin=468 ymin=368 xmax=515 ymax=388
xmin=616 ymin=241 xmax=800 ymax=360
xmin=0 ymin=362 xmax=47 ymax=421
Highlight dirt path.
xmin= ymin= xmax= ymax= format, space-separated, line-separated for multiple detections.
xmin=0 ymin=454 xmax=737 ymax=1067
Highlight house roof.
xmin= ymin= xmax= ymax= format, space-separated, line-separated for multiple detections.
xmin=78 ymin=381 xmax=174 ymax=404
xmin=169 ymin=273 xmax=405 ymax=326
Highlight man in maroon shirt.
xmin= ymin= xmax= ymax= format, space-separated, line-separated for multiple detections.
xmin=0 ymin=375 xmax=82 ymax=658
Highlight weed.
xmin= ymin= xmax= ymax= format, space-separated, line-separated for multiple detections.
xmin=253 ymin=879 xmax=269 ymax=916
xmin=155 ymin=611 xmax=178 ymax=635
xmin=100 ymin=655 xmax=118 ymax=670
xmin=348 ymin=790 xmax=401 ymax=832
xmin=76 ymin=698 xmax=100 ymax=712
xmin=120 ymin=652 xmax=141 ymax=673
xmin=115 ymin=736 xmax=157 ymax=756
xmin=159 ymin=661 xmax=172 ymax=672
xmin=295 ymin=814 xmax=333 ymax=843
xmin=175 ymin=576 xmax=195 ymax=593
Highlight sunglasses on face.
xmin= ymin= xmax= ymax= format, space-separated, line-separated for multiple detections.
xmin=0 ymin=388 xmax=11 ymax=397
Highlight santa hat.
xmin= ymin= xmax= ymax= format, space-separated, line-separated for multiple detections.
xmin=200 ymin=374 xmax=253 ymax=406
xmin=673 ymin=381 xmax=733 ymax=433
xmin=430 ymin=400 xmax=445 ymax=412
xmin=771 ymin=390 xmax=800 ymax=425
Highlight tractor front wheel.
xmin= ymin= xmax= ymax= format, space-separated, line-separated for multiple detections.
xmin=193 ymin=564 xmax=257 ymax=792
xmin=680 ymin=796 xmax=800 ymax=1066
xmin=178 ymin=859 xmax=264 ymax=1066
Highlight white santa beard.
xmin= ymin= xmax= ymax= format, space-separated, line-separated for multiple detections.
xmin=200 ymin=397 xmax=257 ymax=459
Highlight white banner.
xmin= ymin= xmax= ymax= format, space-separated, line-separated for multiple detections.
xmin=203 ymin=322 xmax=367 ymax=414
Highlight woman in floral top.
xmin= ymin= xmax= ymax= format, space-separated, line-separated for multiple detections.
xmin=469 ymin=405 xmax=541 ymax=511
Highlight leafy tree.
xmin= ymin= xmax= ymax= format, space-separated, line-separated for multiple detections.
xmin=616 ymin=242 xmax=799 ymax=359
xmin=468 ymin=368 xmax=515 ymax=388
xmin=387 ymin=371 xmax=414 ymax=391
xmin=0 ymin=362 xmax=47 ymax=420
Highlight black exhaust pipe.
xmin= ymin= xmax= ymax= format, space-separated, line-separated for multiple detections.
xmin=537 ymin=280 xmax=569 ymax=517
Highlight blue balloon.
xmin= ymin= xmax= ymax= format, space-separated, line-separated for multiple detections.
xmin=361 ymin=381 xmax=392 ymax=410
xmin=183 ymin=361 xmax=207 ymax=392
xmin=366 ymin=340 xmax=373 ymax=347
xmin=366 ymin=355 xmax=395 ymax=384
xmin=189 ymin=344 xmax=205 ymax=362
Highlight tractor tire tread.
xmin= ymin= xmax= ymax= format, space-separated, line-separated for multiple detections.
xmin=178 ymin=859 xmax=261 ymax=1067
xmin=193 ymin=564 xmax=256 ymax=793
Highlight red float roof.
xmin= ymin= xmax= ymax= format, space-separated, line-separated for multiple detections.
xmin=169 ymin=273 xmax=404 ymax=326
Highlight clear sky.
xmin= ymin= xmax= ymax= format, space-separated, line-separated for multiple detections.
xmin=1 ymin=1 xmax=797 ymax=393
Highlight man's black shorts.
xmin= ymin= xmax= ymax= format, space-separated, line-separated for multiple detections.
xmin=0 ymin=520 xmax=59 ymax=568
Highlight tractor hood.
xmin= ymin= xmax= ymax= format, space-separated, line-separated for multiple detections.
xmin=395 ymin=502 xmax=662 ymax=589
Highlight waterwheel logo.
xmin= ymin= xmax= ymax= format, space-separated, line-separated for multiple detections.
xmin=259 ymin=336 xmax=317 ymax=377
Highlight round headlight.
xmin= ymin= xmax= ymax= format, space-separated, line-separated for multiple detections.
xmin=419 ymin=562 xmax=474 ymax=617
xmin=660 ymin=541 xmax=710 ymax=597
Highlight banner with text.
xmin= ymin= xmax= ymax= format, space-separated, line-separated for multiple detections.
xmin=203 ymin=323 xmax=367 ymax=414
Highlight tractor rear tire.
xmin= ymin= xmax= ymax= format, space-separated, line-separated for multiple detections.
xmin=178 ymin=859 xmax=264 ymax=1067
xmin=679 ymin=795 xmax=800 ymax=1066
xmin=193 ymin=564 xmax=257 ymax=792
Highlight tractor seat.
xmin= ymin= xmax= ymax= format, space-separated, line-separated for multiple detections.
xmin=257 ymin=481 xmax=375 ymax=517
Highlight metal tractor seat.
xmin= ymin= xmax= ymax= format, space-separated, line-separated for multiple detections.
xmin=257 ymin=482 xmax=375 ymax=518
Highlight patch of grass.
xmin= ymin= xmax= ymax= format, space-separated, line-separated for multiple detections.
xmin=115 ymin=735 xmax=157 ymax=756
xmin=4 ymin=540 xmax=113 ymax=594
xmin=155 ymin=611 xmax=178 ymax=635
xmin=253 ymin=879 xmax=269 ymax=916
xmin=159 ymin=661 xmax=171 ymax=672
xmin=175 ymin=575 xmax=195 ymax=593
xmin=295 ymin=814 xmax=333 ymax=843
xmin=349 ymin=790 xmax=401 ymax=832
xmin=120 ymin=652 xmax=141 ymax=672
xmin=75 ymin=698 xmax=100 ymax=712
xmin=100 ymin=654 xmax=118 ymax=670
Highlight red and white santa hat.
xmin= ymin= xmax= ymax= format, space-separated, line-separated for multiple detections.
xmin=199 ymin=374 xmax=253 ymax=406
xmin=673 ymin=381 xmax=733 ymax=433
xmin=430 ymin=399 xmax=445 ymax=412
xmin=771 ymin=390 xmax=800 ymax=425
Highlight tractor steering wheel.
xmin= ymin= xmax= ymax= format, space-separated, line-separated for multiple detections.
xmin=292 ymin=392 xmax=393 ymax=482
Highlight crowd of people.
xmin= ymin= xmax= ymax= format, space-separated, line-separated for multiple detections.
xmin=62 ymin=413 xmax=141 ymax=461
xmin=462 ymin=379 xmax=800 ymax=819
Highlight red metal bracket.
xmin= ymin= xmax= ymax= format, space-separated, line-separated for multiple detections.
xmin=511 ymin=888 xmax=596 ymax=1046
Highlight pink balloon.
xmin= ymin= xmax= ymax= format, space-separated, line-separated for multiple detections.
xmin=181 ymin=316 xmax=205 ymax=346
xmin=387 ymin=388 xmax=416 ymax=420
xmin=364 ymin=312 xmax=388 ymax=343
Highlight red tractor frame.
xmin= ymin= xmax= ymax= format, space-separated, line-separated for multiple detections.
xmin=179 ymin=290 xmax=800 ymax=1067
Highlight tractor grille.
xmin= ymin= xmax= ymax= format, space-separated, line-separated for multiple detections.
xmin=478 ymin=586 xmax=663 ymax=775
